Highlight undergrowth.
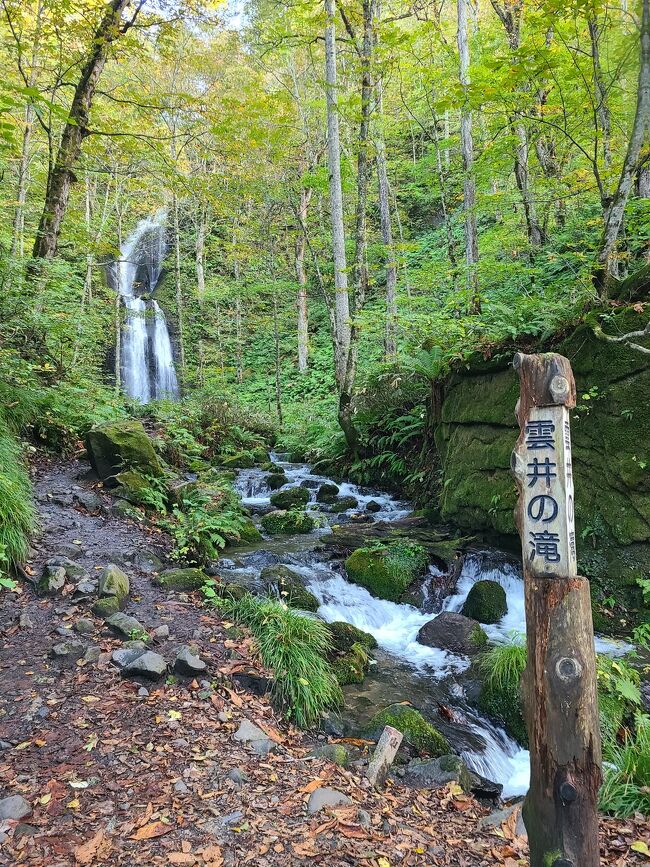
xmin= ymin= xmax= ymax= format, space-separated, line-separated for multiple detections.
xmin=204 ymin=590 xmax=342 ymax=727
xmin=0 ymin=418 xmax=35 ymax=580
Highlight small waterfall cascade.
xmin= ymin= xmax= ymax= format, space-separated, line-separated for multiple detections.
xmin=108 ymin=212 xmax=179 ymax=403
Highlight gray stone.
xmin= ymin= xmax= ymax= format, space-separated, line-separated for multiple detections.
xmin=308 ymin=744 xmax=350 ymax=767
xmin=74 ymin=580 xmax=97 ymax=597
xmin=416 ymin=612 xmax=487 ymax=656
xmin=138 ymin=687 xmax=150 ymax=697
xmin=122 ymin=650 xmax=167 ymax=680
xmin=83 ymin=646 xmax=101 ymax=663
xmin=37 ymin=565 xmax=67 ymax=595
xmin=173 ymin=780 xmax=190 ymax=795
xmin=56 ymin=626 xmax=74 ymax=637
xmin=19 ymin=612 xmax=33 ymax=629
xmin=75 ymin=618 xmax=95 ymax=635
xmin=0 ymin=794 xmax=32 ymax=821
xmin=307 ymin=787 xmax=352 ymax=814
xmin=51 ymin=640 xmax=86 ymax=661
xmin=13 ymin=823 xmax=38 ymax=842
xmin=132 ymin=549 xmax=163 ymax=573
xmin=366 ymin=500 xmax=381 ymax=513
xmin=226 ymin=768 xmax=248 ymax=786
xmin=112 ymin=646 xmax=146 ymax=668
xmin=357 ymin=809 xmax=371 ymax=828
xmin=56 ymin=542 xmax=83 ymax=560
xmin=152 ymin=624 xmax=170 ymax=639
xmin=0 ymin=741 xmax=12 ymax=751
xmin=174 ymin=645 xmax=207 ymax=676
xmin=73 ymin=490 xmax=104 ymax=514
xmin=401 ymin=755 xmax=472 ymax=791
xmin=91 ymin=596 xmax=121 ymax=619
xmin=233 ymin=719 xmax=274 ymax=755
xmin=98 ymin=564 xmax=129 ymax=600
xmin=478 ymin=803 xmax=526 ymax=838
xmin=47 ymin=557 xmax=86 ymax=579
xmin=106 ymin=612 xmax=145 ymax=640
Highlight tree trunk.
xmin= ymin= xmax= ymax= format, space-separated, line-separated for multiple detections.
xmin=457 ymin=0 xmax=480 ymax=312
xmin=195 ymin=202 xmax=207 ymax=302
xmin=588 ymin=12 xmax=612 ymax=172
xmin=324 ymin=0 xmax=351 ymax=390
xmin=376 ymin=70 xmax=398 ymax=359
xmin=31 ymin=0 xmax=133 ymax=261
xmin=352 ymin=0 xmax=373 ymax=313
xmin=598 ymin=0 xmax=650 ymax=282
xmin=512 ymin=120 xmax=545 ymax=245
xmin=273 ymin=293 xmax=283 ymax=425
xmin=295 ymin=185 xmax=312 ymax=373
xmin=172 ymin=191 xmax=186 ymax=375
xmin=235 ymin=296 xmax=243 ymax=385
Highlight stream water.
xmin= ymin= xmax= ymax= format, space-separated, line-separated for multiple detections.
xmin=227 ymin=451 xmax=631 ymax=799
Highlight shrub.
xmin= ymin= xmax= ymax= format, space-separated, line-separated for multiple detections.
xmin=0 ymin=420 xmax=35 ymax=577
xmin=210 ymin=593 xmax=342 ymax=727
xmin=599 ymin=713 xmax=650 ymax=817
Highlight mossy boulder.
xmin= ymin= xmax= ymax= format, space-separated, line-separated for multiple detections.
xmin=308 ymin=744 xmax=350 ymax=766
xmin=332 ymin=642 xmax=369 ymax=685
xmin=345 ymin=541 xmax=429 ymax=602
xmin=92 ymin=596 xmax=123 ymax=618
xmin=220 ymin=452 xmax=255 ymax=469
xmin=270 ymin=487 xmax=310 ymax=510
xmin=326 ymin=621 xmax=377 ymax=652
xmin=261 ymin=565 xmax=319 ymax=612
xmin=166 ymin=478 xmax=199 ymax=508
xmin=366 ymin=704 xmax=450 ymax=757
xmin=261 ymin=509 xmax=315 ymax=535
xmin=462 ymin=580 xmax=507 ymax=624
xmin=252 ymin=446 xmax=269 ymax=464
xmin=98 ymin=564 xmax=129 ymax=601
xmin=417 ymin=612 xmax=487 ymax=656
xmin=85 ymin=419 xmax=162 ymax=485
xmin=154 ymin=568 xmax=207 ymax=592
xmin=316 ymin=483 xmax=340 ymax=503
xmin=478 ymin=678 xmax=528 ymax=747
xmin=332 ymin=496 xmax=359 ymax=512
xmin=236 ymin=519 xmax=263 ymax=544
xmin=266 ymin=473 xmax=288 ymax=490
xmin=113 ymin=470 xmax=158 ymax=507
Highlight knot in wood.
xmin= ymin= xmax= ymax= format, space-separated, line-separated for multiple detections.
xmin=555 ymin=656 xmax=582 ymax=682
xmin=560 ymin=781 xmax=577 ymax=803
xmin=550 ymin=375 xmax=570 ymax=402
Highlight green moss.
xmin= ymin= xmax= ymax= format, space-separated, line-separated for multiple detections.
xmin=91 ymin=596 xmax=122 ymax=618
xmin=114 ymin=470 xmax=156 ymax=506
xmin=85 ymin=419 xmax=162 ymax=483
xmin=316 ymin=483 xmax=340 ymax=503
xmin=345 ymin=541 xmax=429 ymax=601
xmin=469 ymin=624 xmax=489 ymax=649
xmin=154 ymin=567 xmax=207 ymax=591
xmin=220 ymin=452 xmax=255 ymax=469
xmin=462 ymin=580 xmax=508 ymax=624
xmin=261 ymin=509 xmax=316 ymax=535
xmin=261 ymin=565 xmax=319 ymax=612
xmin=366 ymin=703 xmax=450 ymax=757
xmin=236 ymin=518 xmax=263 ymax=544
xmin=326 ymin=621 xmax=378 ymax=652
xmin=478 ymin=678 xmax=528 ymax=746
xmin=332 ymin=495 xmax=359 ymax=512
xmin=270 ymin=486 xmax=310 ymax=510
xmin=266 ymin=472 xmax=288 ymax=490
xmin=308 ymin=744 xmax=349 ymax=766
xmin=332 ymin=642 xmax=369 ymax=685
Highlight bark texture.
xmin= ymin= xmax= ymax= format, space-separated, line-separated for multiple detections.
xmin=457 ymin=0 xmax=479 ymax=311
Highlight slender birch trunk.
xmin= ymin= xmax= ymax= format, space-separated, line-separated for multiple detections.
xmin=376 ymin=76 xmax=398 ymax=358
xmin=195 ymin=201 xmax=207 ymax=302
xmin=295 ymin=185 xmax=312 ymax=373
xmin=172 ymin=191 xmax=186 ymax=375
xmin=457 ymin=0 xmax=480 ymax=312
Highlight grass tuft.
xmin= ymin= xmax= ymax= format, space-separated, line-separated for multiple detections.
xmin=0 ymin=419 xmax=35 ymax=577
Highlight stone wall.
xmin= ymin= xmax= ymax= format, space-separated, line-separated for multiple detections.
xmin=434 ymin=309 xmax=650 ymax=632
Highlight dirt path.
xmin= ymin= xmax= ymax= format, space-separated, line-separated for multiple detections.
xmin=0 ymin=456 xmax=644 ymax=866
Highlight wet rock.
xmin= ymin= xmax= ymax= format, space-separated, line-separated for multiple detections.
xmin=308 ymin=744 xmax=350 ymax=767
xmin=261 ymin=509 xmax=315 ymax=536
xmin=327 ymin=621 xmax=377 ymax=652
xmin=13 ymin=823 xmax=38 ymax=842
xmin=174 ymin=645 xmax=207 ymax=676
xmin=365 ymin=704 xmax=450 ymax=757
xmin=416 ymin=611 xmax=488 ymax=656
xmin=112 ymin=500 xmax=142 ymax=520
xmin=331 ymin=495 xmax=359 ymax=512
xmin=56 ymin=542 xmax=83 ymax=560
xmin=220 ymin=452 xmax=255 ymax=469
xmin=307 ymin=787 xmax=351 ymax=814
xmin=466 ymin=769 xmax=503 ymax=803
xmin=152 ymin=624 xmax=170 ymax=640
xmin=37 ymin=565 xmax=67 ymax=595
xmin=85 ymin=419 xmax=162 ymax=485
xmin=478 ymin=803 xmax=526 ymax=837
xmin=98 ymin=564 xmax=130 ymax=601
xmin=316 ymin=483 xmax=340 ymax=503
xmin=106 ymin=612 xmax=147 ymax=640
xmin=122 ymin=650 xmax=167 ymax=680
xmin=300 ymin=479 xmax=321 ymax=490
xmin=231 ymin=672 xmax=271 ymax=696
xmin=0 ymin=741 xmax=12 ymax=751
xmin=345 ymin=541 xmax=429 ymax=602
xmin=358 ymin=809 xmax=372 ymax=828
xmin=320 ymin=712 xmax=346 ymax=738
xmin=270 ymin=486 xmax=310 ymax=510
xmin=74 ymin=580 xmax=97 ymax=598
xmin=74 ymin=618 xmax=95 ymax=635
xmin=91 ymin=596 xmax=122 ymax=619
xmin=112 ymin=646 xmax=146 ymax=667
xmin=83 ymin=646 xmax=101 ymax=663
xmin=266 ymin=472 xmax=288 ymax=490
xmin=51 ymin=640 xmax=86 ymax=661
xmin=46 ymin=557 xmax=86 ymax=579
xmin=154 ymin=568 xmax=207 ymax=592
xmin=0 ymin=794 xmax=32 ymax=821
xmin=400 ymin=755 xmax=473 ymax=791
xmin=366 ymin=500 xmax=381 ymax=513
xmin=138 ymin=687 xmax=149 ymax=697
xmin=73 ymin=490 xmax=104 ymax=514
xmin=261 ymin=565 xmax=319 ymax=612
xmin=132 ymin=548 xmax=163 ymax=573
xmin=461 ymin=580 xmax=507 ymax=624
xmin=241 ymin=551 xmax=281 ymax=569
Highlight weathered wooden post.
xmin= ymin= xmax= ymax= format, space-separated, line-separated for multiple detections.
xmin=510 ymin=352 xmax=602 ymax=867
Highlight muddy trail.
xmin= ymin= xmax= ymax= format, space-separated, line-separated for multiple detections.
xmin=0 ymin=455 xmax=645 ymax=867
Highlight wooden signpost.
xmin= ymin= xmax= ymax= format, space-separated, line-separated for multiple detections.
xmin=511 ymin=352 xmax=602 ymax=867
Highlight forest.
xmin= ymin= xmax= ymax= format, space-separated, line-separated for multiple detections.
xmin=0 ymin=0 xmax=648 ymax=864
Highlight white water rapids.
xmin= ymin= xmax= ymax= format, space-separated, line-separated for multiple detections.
xmin=232 ymin=451 xmax=632 ymax=799
xmin=108 ymin=212 xmax=179 ymax=403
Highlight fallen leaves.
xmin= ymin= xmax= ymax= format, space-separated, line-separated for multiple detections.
xmin=129 ymin=821 xmax=173 ymax=841
xmin=74 ymin=830 xmax=105 ymax=865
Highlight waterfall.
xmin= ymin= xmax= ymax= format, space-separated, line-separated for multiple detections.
xmin=108 ymin=212 xmax=179 ymax=403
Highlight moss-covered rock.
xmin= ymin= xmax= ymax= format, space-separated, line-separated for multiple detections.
xmin=462 ymin=580 xmax=507 ymax=624
xmin=326 ymin=621 xmax=378 ymax=652
xmin=417 ymin=612 xmax=487 ymax=655
xmin=154 ymin=568 xmax=207 ymax=591
xmin=366 ymin=704 xmax=450 ymax=757
xmin=332 ymin=642 xmax=369 ymax=685
xmin=86 ymin=419 xmax=162 ymax=484
xmin=166 ymin=478 xmax=198 ymax=508
xmin=98 ymin=564 xmax=129 ymax=601
xmin=91 ymin=596 xmax=122 ymax=618
xmin=478 ymin=678 xmax=528 ymax=747
xmin=235 ymin=519 xmax=263 ymax=544
xmin=220 ymin=452 xmax=255 ymax=469
xmin=261 ymin=565 xmax=320 ymax=612
xmin=316 ymin=483 xmax=340 ymax=503
xmin=261 ymin=509 xmax=315 ymax=535
xmin=332 ymin=495 xmax=359 ymax=512
xmin=270 ymin=486 xmax=310 ymax=510
xmin=113 ymin=470 xmax=158 ymax=507
xmin=345 ymin=541 xmax=429 ymax=602
xmin=266 ymin=473 xmax=288 ymax=490
xmin=308 ymin=744 xmax=350 ymax=766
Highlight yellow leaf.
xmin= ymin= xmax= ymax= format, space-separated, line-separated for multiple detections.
xmin=34 ymin=739 xmax=47 ymax=747
xmin=39 ymin=793 xmax=52 ymax=805
xmin=69 ymin=779 xmax=89 ymax=789
xmin=84 ymin=734 xmax=98 ymax=751
xmin=16 ymin=741 xmax=31 ymax=750
xmin=378 ymin=859 xmax=391 ymax=867
xmin=67 ymin=798 xmax=80 ymax=809
xmin=631 ymin=841 xmax=650 ymax=856
xmin=168 ymin=710 xmax=182 ymax=720
xmin=81 ymin=696 xmax=100 ymax=704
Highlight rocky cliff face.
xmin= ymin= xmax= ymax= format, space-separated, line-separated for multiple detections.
xmin=435 ymin=309 xmax=650 ymax=633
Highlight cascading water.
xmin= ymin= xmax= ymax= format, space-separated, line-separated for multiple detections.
xmin=108 ymin=212 xmax=179 ymax=403
xmin=227 ymin=451 xmax=631 ymax=799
